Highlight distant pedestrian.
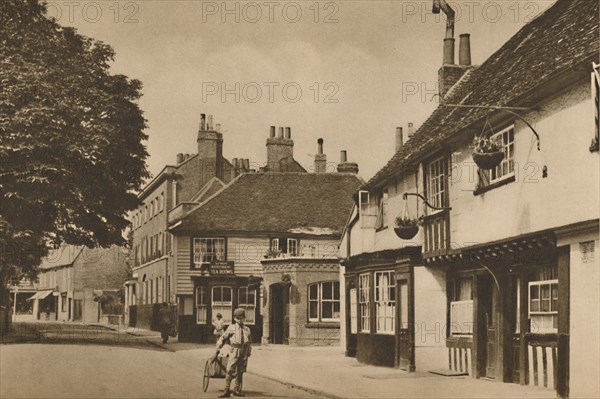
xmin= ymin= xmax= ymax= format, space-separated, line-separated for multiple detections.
xmin=216 ymin=308 xmax=252 ymax=397
xmin=158 ymin=302 xmax=173 ymax=344
xmin=212 ymin=313 xmax=225 ymax=338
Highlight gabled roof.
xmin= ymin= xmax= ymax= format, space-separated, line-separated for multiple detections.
xmin=39 ymin=245 xmax=83 ymax=269
xmin=171 ymin=173 xmax=363 ymax=235
xmin=262 ymin=157 xmax=307 ymax=173
xmin=189 ymin=177 xmax=226 ymax=203
xmin=365 ymin=0 xmax=599 ymax=189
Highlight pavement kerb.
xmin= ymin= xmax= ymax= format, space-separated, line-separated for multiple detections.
xmin=88 ymin=323 xmax=175 ymax=352
xmin=245 ymin=370 xmax=341 ymax=399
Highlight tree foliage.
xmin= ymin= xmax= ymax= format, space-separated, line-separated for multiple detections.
xmin=0 ymin=0 xmax=149 ymax=286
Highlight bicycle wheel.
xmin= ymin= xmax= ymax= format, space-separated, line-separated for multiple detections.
xmin=203 ymin=359 xmax=211 ymax=392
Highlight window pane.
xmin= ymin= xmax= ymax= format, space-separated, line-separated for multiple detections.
xmin=530 ymin=285 xmax=539 ymax=300
xmin=213 ymin=287 xmax=222 ymax=302
xmin=551 ymin=283 xmax=558 ymax=312
xmin=333 ymin=282 xmax=340 ymax=300
xmin=248 ymin=290 xmax=255 ymax=305
xmin=322 ymin=302 xmax=333 ymax=319
xmin=309 ymin=301 xmax=318 ymax=319
xmin=223 ymin=287 xmax=232 ymax=302
xmin=309 ymin=284 xmax=318 ymax=300
xmin=322 ymin=282 xmax=333 ymax=300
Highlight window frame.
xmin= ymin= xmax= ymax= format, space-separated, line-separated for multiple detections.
xmin=238 ymin=287 xmax=256 ymax=325
xmin=374 ymin=271 xmax=395 ymax=334
xmin=425 ymin=156 xmax=448 ymax=215
xmin=489 ymin=126 xmax=515 ymax=184
xmin=375 ymin=189 xmax=389 ymax=230
xmin=195 ymin=286 xmax=207 ymax=324
xmin=211 ymin=286 xmax=233 ymax=324
xmin=358 ymin=273 xmax=371 ymax=333
xmin=528 ymin=279 xmax=558 ymax=334
xmin=193 ymin=238 xmax=226 ymax=268
xmin=308 ymin=281 xmax=340 ymax=323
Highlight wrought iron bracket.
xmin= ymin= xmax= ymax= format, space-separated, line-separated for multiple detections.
xmin=440 ymin=103 xmax=541 ymax=151
xmin=403 ymin=192 xmax=452 ymax=212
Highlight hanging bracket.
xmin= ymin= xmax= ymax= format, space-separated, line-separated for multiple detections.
xmin=403 ymin=192 xmax=451 ymax=212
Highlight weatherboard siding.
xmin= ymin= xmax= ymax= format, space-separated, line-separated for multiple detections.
xmin=228 ymin=237 xmax=270 ymax=276
xmin=175 ymin=235 xmax=195 ymax=295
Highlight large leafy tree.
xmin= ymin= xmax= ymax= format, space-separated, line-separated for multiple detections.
xmin=0 ymin=0 xmax=149 ymax=302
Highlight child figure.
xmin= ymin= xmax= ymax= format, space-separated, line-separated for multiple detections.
xmin=212 ymin=313 xmax=225 ymax=338
xmin=216 ymin=308 xmax=252 ymax=397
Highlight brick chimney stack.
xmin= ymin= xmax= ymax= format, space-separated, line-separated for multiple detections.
xmin=314 ymin=138 xmax=327 ymax=174
xmin=337 ymin=150 xmax=359 ymax=174
xmin=266 ymin=126 xmax=294 ymax=172
xmin=197 ymin=113 xmax=223 ymax=179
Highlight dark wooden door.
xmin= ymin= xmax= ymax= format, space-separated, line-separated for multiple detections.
xmin=397 ymin=279 xmax=411 ymax=370
xmin=73 ymin=299 xmax=82 ymax=321
xmin=270 ymin=284 xmax=289 ymax=344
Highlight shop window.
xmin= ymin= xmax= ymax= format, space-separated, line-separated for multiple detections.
xmin=308 ymin=281 xmax=340 ymax=322
xmin=212 ymin=286 xmax=232 ymax=324
xmin=375 ymin=189 xmax=389 ymax=230
xmin=196 ymin=286 xmax=207 ymax=324
xmin=449 ymin=277 xmax=473 ymax=336
xmin=375 ymin=271 xmax=395 ymax=334
xmin=425 ymin=156 xmax=448 ymax=214
xmin=358 ymin=274 xmax=370 ymax=333
xmin=529 ymin=280 xmax=558 ymax=333
xmin=238 ymin=287 xmax=256 ymax=325
xmin=270 ymin=237 xmax=299 ymax=257
xmin=193 ymin=238 xmax=226 ymax=267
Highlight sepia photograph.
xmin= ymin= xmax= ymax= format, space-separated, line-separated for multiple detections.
xmin=1 ymin=0 xmax=599 ymax=398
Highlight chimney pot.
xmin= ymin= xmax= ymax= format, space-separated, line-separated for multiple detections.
xmin=215 ymin=123 xmax=221 ymax=133
xmin=232 ymin=158 xmax=238 ymax=170
xmin=459 ymin=33 xmax=471 ymax=66
xmin=285 ymin=127 xmax=291 ymax=139
xmin=407 ymin=123 xmax=415 ymax=138
xmin=270 ymin=126 xmax=276 ymax=138
xmin=318 ymin=138 xmax=324 ymax=155
xmin=207 ymin=115 xmax=213 ymax=130
xmin=244 ymin=159 xmax=250 ymax=171
xmin=395 ymin=127 xmax=404 ymax=152
xmin=443 ymin=38 xmax=455 ymax=65
xmin=177 ymin=153 xmax=184 ymax=164
xmin=199 ymin=114 xmax=206 ymax=131
xmin=278 ymin=127 xmax=284 ymax=138
xmin=340 ymin=150 xmax=347 ymax=163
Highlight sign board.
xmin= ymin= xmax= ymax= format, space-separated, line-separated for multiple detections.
xmin=209 ymin=261 xmax=235 ymax=276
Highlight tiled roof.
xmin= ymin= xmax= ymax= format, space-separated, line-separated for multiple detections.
xmin=40 ymin=245 xmax=83 ymax=269
xmin=171 ymin=173 xmax=363 ymax=235
xmin=364 ymin=0 xmax=599 ymax=189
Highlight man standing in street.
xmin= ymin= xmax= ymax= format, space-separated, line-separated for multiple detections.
xmin=158 ymin=302 xmax=173 ymax=344
xmin=216 ymin=308 xmax=252 ymax=397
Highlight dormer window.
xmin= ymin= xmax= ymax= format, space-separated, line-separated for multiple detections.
xmin=270 ymin=237 xmax=298 ymax=257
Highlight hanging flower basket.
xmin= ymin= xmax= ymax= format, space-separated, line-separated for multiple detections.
xmin=394 ymin=216 xmax=420 ymax=240
xmin=472 ymin=135 xmax=504 ymax=169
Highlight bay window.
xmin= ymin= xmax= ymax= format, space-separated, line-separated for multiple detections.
xmin=308 ymin=281 xmax=340 ymax=322
xmin=358 ymin=274 xmax=370 ymax=332
xmin=375 ymin=271 xmax=395 ymax=334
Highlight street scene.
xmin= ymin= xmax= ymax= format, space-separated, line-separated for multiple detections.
xmin=1 ymin=0 xmax=599 ymax=398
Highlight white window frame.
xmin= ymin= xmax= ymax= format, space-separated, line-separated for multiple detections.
xmin=212 ymin=286 xmax=232 ymax=324
xmin=193 ymin=238 xmax=225 ymax=267
xmin=308 ymin=281 xmax=340 ymax=323
xmin=238 ymin=287 xmax=256 ymax=325
xmin=449 ymin=277 xmax=474 ymax=336
xmin=349 ymin=288 xmax=358 ymax=334
xmin=376 ymin=189 xmax=389 ymax=229
xmin=426 ymin=157 xmax=447 ymax=213
xmin=287 ymin=238 xmax=298 ymax=256
xmin=375 ymin=271 xmax=395 ymax=334
xmin=528 ymin=279 xmax=558 ymax=334
xmin=490 ymin=126 xmax=515 ymax=184
xmin=195 ymin=286 xmax=207 ymax=324
xmin=358 ymin=274 xmax=370 ymax=333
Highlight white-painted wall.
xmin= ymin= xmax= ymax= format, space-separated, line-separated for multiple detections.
xmin=450 ymin=81 xmax=599 ymax=247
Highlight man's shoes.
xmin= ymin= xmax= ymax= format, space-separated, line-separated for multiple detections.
xmin=218 ymin=390 xmax=231 ymax=398
xmin=232 ymin=391 xmax=245 ymax=397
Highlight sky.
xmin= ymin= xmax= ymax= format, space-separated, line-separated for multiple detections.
xmin=55 ymin=0 xmax=556 ymax=181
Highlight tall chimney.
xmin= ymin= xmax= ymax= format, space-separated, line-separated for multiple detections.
xmin=314 ymin=138 xmax=327 ymax=174
xmin=199 ymin=114 xmax=206 ymax=131
xmin=443 ymin=38 xmax=455 ymax=65
xmin=266 ymin=126 xmax=294 ymax=172
xmin=459 ymin=34 xmax=471 ymax=66
xmin=337 ymin=150 xmax=359 ymax=174
xmin=197 ymin=114 xmax=223 ymax=179
xmin=207 ymin=115 xmax=213 ymax=130
xmin=395 ymin=127 xmax=404 ymax=152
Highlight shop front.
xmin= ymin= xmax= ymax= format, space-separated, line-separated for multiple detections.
xmin=186 ymin=263 xmax=262 ymax=343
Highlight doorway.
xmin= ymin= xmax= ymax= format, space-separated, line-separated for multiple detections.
xmin=270 ymin=283 xmax=290 ymax=344
xmin=477 ymin=275 xmax=499 ymax=379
